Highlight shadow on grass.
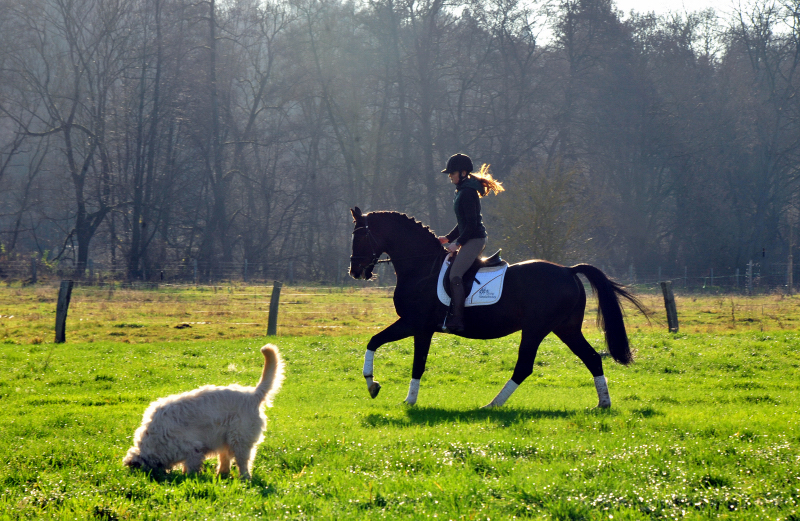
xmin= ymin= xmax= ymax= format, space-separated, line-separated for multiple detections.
xmin=362 ymin=406 xmax=616 ymax=427
xmin=128 ymin=465 xmax=278 ymax=496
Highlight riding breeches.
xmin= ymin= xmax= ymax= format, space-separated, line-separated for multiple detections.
xmin=450 ymin=237 xmax=486 ymax=281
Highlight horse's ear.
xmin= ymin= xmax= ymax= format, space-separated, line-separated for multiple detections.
xmin=351 ymin=207 xmax=362 ymax=222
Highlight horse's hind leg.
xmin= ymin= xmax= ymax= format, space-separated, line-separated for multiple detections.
xmin=484 ymin=327 xmax=549 ymax=408
xmin=553 ymin=324 xmax=611 ymax=408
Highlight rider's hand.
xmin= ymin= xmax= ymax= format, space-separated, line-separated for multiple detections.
xmin=437 ymin=236 xmax=448 ymax=245
xmin=446 ymin=242 xmax=459 ymax=253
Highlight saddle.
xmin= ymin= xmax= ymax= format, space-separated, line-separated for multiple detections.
xmin=442 ymin=249 xmax=507 ymax=297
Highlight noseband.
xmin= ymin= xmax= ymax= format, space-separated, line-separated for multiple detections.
xmin=350 ymin=217 xmax=389 ymax=272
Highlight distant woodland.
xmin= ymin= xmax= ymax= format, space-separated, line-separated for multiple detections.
xmin=0 ymin=0 xmax=798 ymax=283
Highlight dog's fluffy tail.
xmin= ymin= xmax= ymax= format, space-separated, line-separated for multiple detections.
xmin=254 ymin=344 xmax=284 ymax=406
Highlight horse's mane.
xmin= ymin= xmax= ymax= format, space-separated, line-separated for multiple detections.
xmin=367 ymin=211 xmax=441 ymax=248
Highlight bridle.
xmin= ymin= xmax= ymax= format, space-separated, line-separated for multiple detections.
xmin=350 ymin=217 xmax=390 ymax=274
xmin=350 ymin=214 xmax=448 ymax=280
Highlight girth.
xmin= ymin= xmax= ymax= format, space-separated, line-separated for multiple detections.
xmin=442 ymin=249 xmax=507 ymax=297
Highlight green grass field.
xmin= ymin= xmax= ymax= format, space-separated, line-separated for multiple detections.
xmin=1 ymin=285 xmax=799 ymax=519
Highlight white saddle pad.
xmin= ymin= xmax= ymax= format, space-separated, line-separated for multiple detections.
xmin=437 ymin=258 xmax=508 ymax=307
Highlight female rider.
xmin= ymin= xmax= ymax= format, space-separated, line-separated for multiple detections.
xmin=437 ymin=153 xmax=504 ymax=332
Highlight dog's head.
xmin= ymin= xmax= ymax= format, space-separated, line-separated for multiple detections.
xmin=123 ymin=448 xmax=156 ymax=470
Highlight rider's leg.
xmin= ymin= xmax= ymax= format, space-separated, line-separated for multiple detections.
xmin=447 ymin=276 xmax=466 ymax=332
xmin=445 ymin=238 xmax=485 ymax=332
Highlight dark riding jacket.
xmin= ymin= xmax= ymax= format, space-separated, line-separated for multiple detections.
xmin=445 ymin=177 xmax=487 ymax=246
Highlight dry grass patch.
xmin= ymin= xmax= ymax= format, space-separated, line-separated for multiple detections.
xmin=1 ymin=282 xmax=800 ymax=344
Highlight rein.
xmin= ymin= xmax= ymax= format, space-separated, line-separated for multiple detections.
xmin=351 ymin=217 xmax=445 ymax=276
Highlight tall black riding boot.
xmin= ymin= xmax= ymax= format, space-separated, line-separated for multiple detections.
xmin=445 ymin=276 xmax=466 ymax=333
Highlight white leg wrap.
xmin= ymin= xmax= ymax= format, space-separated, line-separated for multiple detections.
xmin=404 ymin=378 xmax=420 ymax=405
xmin=486 ymin=379 xmax=519 ymax=408
xmin=363 ymin=350 xmax=374 ymax=377
xmin=594 ymin=375 xmax=611 ymax=408
xmin=364 ymin=350 xmax=375 ymax=388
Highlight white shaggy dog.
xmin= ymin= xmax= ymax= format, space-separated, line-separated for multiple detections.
xmin=123 ymin=344 xmax=284 ymax=479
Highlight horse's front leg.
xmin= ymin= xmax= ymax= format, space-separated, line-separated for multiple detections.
xmin=405 ymin=330 xmax=434 ymax=405
xmin=364 ymin=319 xmax=414 ymax=398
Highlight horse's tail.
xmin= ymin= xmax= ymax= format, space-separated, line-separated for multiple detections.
xmin=569 ymin=264 xmax=649 ymax=365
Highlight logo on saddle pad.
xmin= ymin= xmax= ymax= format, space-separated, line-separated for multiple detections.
xmin=437 ymin=259 xmax=508 ymax=307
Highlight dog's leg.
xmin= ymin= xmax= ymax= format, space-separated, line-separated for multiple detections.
xmin=232 ymin=446 xmax=256 ymax=480
xmin=217 ymin=448 xmax=233 ymax=477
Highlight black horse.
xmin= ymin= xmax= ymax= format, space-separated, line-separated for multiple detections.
xmin=348 ymin=207 xmax=648 ymax=408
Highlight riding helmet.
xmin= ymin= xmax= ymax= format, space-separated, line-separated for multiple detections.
xmin=441 ymin=153 xmax=473 ymax=174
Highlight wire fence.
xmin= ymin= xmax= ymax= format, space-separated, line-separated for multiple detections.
xmin=607 ymin=261 xmax=794 ymax=295
xmin=3 ymin=276 xmax=798 ymax=345
xmin=0 ymin=258 xmax=365 ymax=287
xmin=0 ymin=281 xmax=400 ymax=341
xmin=0 ymin=256 xmax=797 ymax=294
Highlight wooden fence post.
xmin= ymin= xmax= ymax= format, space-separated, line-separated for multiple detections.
xmin=267 ymin=280 xmax=283 ymax=336
xmin=660 ymin=280 xmax=679 ymax=333
xmin=55 ymin=280 xmax=74 ymax=343
xmin=31 ymin=257 xmax=37 ymax=284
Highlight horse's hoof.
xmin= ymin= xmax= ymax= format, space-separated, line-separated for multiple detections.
xmin=402 ymin=400 xmax=416 ymax=406
xmin=481 ymin=402 xmax=499 ymax=409
xmin=596 ymin=402 xmax=611 ymax=409
xmin=368 ymin=382 xmax=381 ymax=398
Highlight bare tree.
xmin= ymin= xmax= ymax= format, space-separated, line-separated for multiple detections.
xmin=720 ymin=0 xmax=800 ymax=263
xmin=3 ymin=0 xmax=134 ymax=277
xmin=486 ymin=160 xmax=597 ymax=263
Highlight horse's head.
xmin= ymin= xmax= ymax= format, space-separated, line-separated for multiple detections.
xmin=349 ymin=207 xmax=382 ymax=280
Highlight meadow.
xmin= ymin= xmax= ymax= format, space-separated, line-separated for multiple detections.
xmin=0 ymin=283 xmax=799 ymax=520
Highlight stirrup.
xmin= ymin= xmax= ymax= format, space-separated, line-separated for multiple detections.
xmin=440 ymin=314 xmax=464 ymax=333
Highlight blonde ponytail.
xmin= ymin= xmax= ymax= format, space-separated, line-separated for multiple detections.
xmin=471 ymin=164 xmax=504 ymax=197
